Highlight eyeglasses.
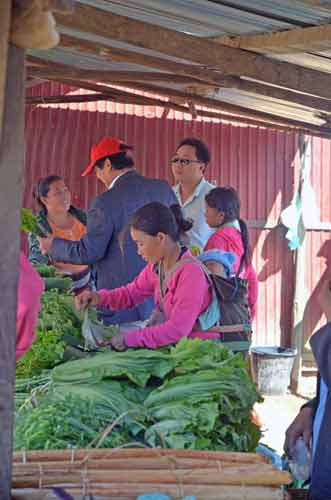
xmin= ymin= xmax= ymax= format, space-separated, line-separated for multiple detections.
xmin=171 ymin=157 xmax=201 ymax=166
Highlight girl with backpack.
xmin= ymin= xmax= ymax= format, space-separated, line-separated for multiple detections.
xmin=204 ymin=187 xmax=258 ymax=320
xmin=75 ymin=202 xmax=221 ymax=350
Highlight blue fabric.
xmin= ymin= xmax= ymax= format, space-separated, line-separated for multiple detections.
xmin=51 ymin=170 xmax=177 ymax=324
xmin=197 ymin=287 xmax=220 ymax=330
xmin=173 ymin=178 xmax=214 ymax=250
xmin=313 ymin=377 xmax=328 ymax=462
xmin=198 ymin=249 xmax=236 ymax=277
xmin=196 ymin=249 xmax=236 ymax=329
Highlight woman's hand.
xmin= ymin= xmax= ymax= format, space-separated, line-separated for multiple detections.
xmin=75 ymin=289 xmax=100 ymax=310
xmin=37 ymin=233 xmax=54 ymax=255
xmin=111 ymin=333 xmax=127 ymax=351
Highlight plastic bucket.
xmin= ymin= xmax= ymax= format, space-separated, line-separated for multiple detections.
xmin=250 ymin=346 xmax=297 ymax=395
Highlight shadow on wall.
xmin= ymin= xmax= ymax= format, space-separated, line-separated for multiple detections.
xmin=302 ymin=238 xmax=331 ymax=349
xmin=257 ymin=225 xmax=295 ymax=347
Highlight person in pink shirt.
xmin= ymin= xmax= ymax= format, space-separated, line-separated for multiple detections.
xmin=16 ymin=252 xmax=44 ymax=360
xmin=204 ymin=187 xmax=258 ymax=319
xmin=75 ymin=202 xmax=219 ymax=350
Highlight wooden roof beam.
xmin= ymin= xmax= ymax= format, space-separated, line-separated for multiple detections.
xmin=58 ymin=33 xmax=331 ymax=113
xmin=54 ymin=4 xmax=331 ymax=100
xmin=27 ymin=59 xmax=331 ymax=136
xmin=27 ymin=58 xmax=210 ymax=85
xmin=212 ymin=23 xmax=331 ymax=54
xmin=26 ymin=75 xmax=331 ymax=138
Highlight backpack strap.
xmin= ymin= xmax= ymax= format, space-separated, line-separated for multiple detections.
xmin=158 ymin=255 xmax=213 ymax=302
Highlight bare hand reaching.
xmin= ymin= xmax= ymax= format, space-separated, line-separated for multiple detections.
xmin=75 ymin=289 xmax=100 ymax=310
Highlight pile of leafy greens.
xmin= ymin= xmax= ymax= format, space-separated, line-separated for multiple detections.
xmin=15 ymin=338 xmax=262 ymax=452
xmin=16 ymin=290 xmax=83 ymax=379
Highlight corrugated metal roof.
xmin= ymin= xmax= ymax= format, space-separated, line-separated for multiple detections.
xmin=207 ymin=0 xmax=331 ymax=25
xmin=25 ymin=0 xmax=331 ymax=135
xmin=77 ymin=0 xmax=294 ymax=36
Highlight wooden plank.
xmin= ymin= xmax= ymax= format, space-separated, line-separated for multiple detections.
xmin=297 ymin=0 xmax=331 ymax=9
xmin=0 ymin=43 xmax=25 ymax=499
xmin=54 ymin=3 xmax=331 ymax=99
xmin=0 ymin=1 xmax=11 ymax=144
xmin=212 ymin=23 xmax=331 ymax=54
xmin=59 ymin=34 xmax=331 ymax=114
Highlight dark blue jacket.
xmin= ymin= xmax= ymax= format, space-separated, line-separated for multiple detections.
xmin=50 ymin=170 xmax=177 ymax=324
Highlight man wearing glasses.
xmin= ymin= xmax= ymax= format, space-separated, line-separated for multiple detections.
xmin=172 ymin=137 xmax=215 ymax=250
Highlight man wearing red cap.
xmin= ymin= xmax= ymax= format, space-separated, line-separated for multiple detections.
xmin=38 ymin=136 xmax=177 ymax=325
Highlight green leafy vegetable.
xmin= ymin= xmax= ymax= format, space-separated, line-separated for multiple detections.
xmin=52 ymin=348 xmax=175 ymax=387
xmin=21 ymin=208 xmax=45 ymax=237
xmin=34 ymin=265 xmax=57 ymax=277
xmin=16 ymin=290 xmax=83 ymax=378
xmin=14 ymin=394 xmax=132 ymax=450
xmin=16 ymin=337 xmax=262 ymax=453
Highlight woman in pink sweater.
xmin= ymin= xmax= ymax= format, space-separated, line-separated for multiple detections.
xmin=75 ymin=203 xmax=218 ymax=350
xmin=204 ymin=187 xmax=258 ymax=319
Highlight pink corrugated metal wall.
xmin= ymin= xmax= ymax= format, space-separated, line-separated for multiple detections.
xmin=24 ymin=83 xmax=331 ymax=349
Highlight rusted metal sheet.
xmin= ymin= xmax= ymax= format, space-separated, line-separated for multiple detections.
xmin=24 ymin=83 xmax=331 ymax=349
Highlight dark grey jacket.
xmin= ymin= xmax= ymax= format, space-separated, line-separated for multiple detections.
xmin=309 ymin=323 xmax=331 ymax=500
xmin=50 ymin=170 xmax=177 ymax=324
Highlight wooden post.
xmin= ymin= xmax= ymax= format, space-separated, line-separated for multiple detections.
xmin=290 ymin=135 xmax=311 ymax=393
xmin=0 ymin=1 xmax=11 ymax=142
xmin=0 ymin=39 xmax=25 ymax=500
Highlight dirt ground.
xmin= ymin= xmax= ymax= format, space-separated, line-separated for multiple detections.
xmin=255 ymin=373 xmax=317 ymax=455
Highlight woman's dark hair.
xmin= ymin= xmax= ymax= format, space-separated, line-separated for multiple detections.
xmin=176 ymin=137 xmax=211 ymax=164
xmin=33 ymin=175 xmax=62 ymax=214
xmin=130 ymin=202 xmax=192 ymax=242
xmin=205 ymin=187 xmax=252 ymax=269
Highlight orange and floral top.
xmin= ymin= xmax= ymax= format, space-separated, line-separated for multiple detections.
xmin=48 ymin=217 xmax=88 ymax=274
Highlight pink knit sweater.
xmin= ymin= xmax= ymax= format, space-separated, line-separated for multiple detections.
xmin=16 ymin=253 xmax=44 ymax=360
xmin=98 ymin=251 xmax=219 ymax=349
xmin=205 ymin=226 xmax=258 ymax=319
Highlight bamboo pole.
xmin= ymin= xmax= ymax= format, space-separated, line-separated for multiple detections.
xmin=11 ymin=469 xmax=291 ymax=487
xmin=12 ymin=460 xmax=273 ymax=473
xmin=13 ymin=448 xmax=268 ymax=464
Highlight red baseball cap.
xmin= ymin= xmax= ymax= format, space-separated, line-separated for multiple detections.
xmin=82 ymin=137 xmax=132 ymax=177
